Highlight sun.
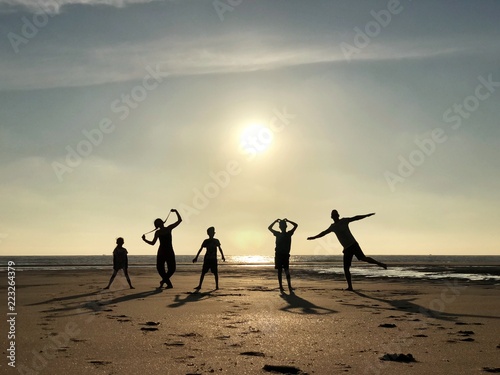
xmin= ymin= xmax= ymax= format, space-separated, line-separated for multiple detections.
xmin=239 ymin=123 xmax=274 ymax=155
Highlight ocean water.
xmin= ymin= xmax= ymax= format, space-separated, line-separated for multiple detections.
xmin=1 ymin=255 xmax=500 ymax=283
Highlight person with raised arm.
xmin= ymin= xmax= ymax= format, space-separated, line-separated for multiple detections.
xmin=307 ymin=210 xmax=386 ymax=291
xmin=142 ymin=209 xmax=182 ymax=289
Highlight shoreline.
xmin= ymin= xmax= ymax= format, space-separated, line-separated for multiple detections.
xmin=1 ymin=268 xmax=499 ymax=374
xmin=3 ymin=263 xmax=500 ymax=285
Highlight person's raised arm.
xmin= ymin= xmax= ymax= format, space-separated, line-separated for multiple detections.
xmin=348 ymin=213 xmax=375 ymax=222
xmin=168 ymin=209 xmax=182 ymax=229
xmin=142 ymin=231 xmax=158 ymax=246
xmin=285 ymin=218 xmax=298 ymax=234
xmin=268 ymin=219 xmax=280 ymax=234
xmin=307 ymin=226 xmax=332 ymax=240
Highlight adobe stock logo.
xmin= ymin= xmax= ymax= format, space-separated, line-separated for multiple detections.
xmin=340 ymin=0 xmax=406 ymax=61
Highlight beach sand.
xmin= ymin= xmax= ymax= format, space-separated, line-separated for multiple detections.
xmin=2 ymin=266 xmax=500 ymax=374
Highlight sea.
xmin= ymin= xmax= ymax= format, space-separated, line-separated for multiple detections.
xmin=1 ymin=255 xmax=500 ymax=283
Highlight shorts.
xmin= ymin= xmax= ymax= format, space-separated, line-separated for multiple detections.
xmin=274 ymin=253 xmax=290 ymax=270
xmin=202 ymin=258 xmax=218 ymax=274
xmin=343 ymin=243 xmax=365 ymax=268
xmin=113 ymin=262 xmax=127 ymax=271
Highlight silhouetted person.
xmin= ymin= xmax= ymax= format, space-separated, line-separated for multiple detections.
xmin=193 ymin=226 xmax=225 ymax=290
xmin=268 ymin=218 xmax=298 ymax=292
xmin=104 ymin=237 xmax=134 ymax=289
xmin=142 ymin=209 xmax=182 ymax=289
xmin=307 ymin=210 xmax=386 ymax=291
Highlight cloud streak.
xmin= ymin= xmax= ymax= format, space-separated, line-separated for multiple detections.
xmin=0 ymin=0 xmax=158 ymax=14
xmin=3 ymin=33 xmax=492 ymax=91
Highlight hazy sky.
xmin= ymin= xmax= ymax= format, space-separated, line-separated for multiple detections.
xmin=1 ymin=0 xmax=499 ymax=256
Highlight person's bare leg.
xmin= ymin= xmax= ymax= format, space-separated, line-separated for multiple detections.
xmin=124 ymin=269 xmax=134 ymax=289
xmin=343 ymin=253 xmax=354 ymax=291
xmin=214 ymin=271 xmax=219 ymax=290
xmin=195 ymin=272 xmax=205 ymax=290
xmin=361 ymin=256 xmax=387 ymax=269
xmin=104 ymin=270 xmax=118 ymax=289
xmin=285 ymin=269 xmax=293 ymax=292
xmin=278 ymin=268 xmax=284 ymax=291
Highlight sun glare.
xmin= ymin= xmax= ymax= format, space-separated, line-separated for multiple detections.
xmin=239 ymin=123 xmax=274 ymax=155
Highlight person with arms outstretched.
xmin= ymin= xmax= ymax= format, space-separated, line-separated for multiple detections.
xmin=307 ymin=210 xmax=386 ymax=291
xmin=142 ymin=209 xmax=182 ymax=289
xmin=193 ymin=226 xmax=225 ymax=290
xmin=268 ymin=218 xmax=298 ymax=293
xmin=104 ymin=237 xmax=134 ymax=290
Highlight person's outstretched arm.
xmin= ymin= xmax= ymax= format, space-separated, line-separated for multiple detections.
xmin=307 ymin=226 xmax=332 ymax=240
xmin=268 ymin=219 xmax=279 ymax=234
xmin=349 ymin=213 xmax=375 ymax=222
xmin=142 ymin=231 xmax=158 ymax=246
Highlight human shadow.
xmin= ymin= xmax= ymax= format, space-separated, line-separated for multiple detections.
xmin=167 ymin=290 xmax=215 ymax=308
xmin=28 ymin=290 xmax=103 ymax=306
xmin=280 ymin=290 xmax=337 ymax=315
xmin=352 ymin=290 xmax=500 ymax=322
xmin=42 ymin=288 xmax=163 ymax=317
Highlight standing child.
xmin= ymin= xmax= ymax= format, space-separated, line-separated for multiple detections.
xmin=193 ymin=227 xmax=225 ymax=290
xmin=268 ymin=218 xmax=298 ymax=292
xmin=104 ymin=237 xmax=134 ymax=289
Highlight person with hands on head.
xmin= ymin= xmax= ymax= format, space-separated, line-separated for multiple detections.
xmin=307 ymin=209 xmax=387 ymax=291
xmin=142 ymin=209 xmax=182 ymax=289
xmin=268 ymin=218 xmax=298 ymax=293
xmin=193 ymin=226 xmax=225 ymax=291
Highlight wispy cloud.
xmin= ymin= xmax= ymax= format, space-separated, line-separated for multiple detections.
xmin=0 ymin=0 xmax=158 ymax=14
xmin=4 ymin=33 xmax=491 ymax=91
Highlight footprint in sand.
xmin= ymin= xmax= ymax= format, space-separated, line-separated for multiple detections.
xmin=380 ymin=353 xmax=416 ymax=363
xmin=140 ymin=322 xmax=159 ymax=331
xmin=263 ymin=364 xmax=305 ymax=374
xmin=457 ymin=330 xmax=475 ymax=342
xmin=88 ymin=360 xmax=112 ymax=366
xmin=141 ymin=327 xmax=159 ymax=332
xmin=177 ymin=332 xmax=201 ymax=338
xmin=482 ymin=368 xmax=500 ymax=373
xmin=164 ymin=341 xmax=185 ymax=347
xmin=240 ymin=351 xmax=265 ymax=357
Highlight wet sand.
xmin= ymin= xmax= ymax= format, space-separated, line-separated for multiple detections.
xmin=2 ymin=266 xmax=500 ymax=374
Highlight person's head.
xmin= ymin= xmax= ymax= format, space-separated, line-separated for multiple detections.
xmin=116 ymin=237 xmax=124 ymax=246
xmin=207 ymin=226 xmax=215 ymax=237
xmin=279 ymin=219 xmax=287 ymax=232
xmin=331 ymin=210 xmax=340 ymax=221
xmin=154 ymin=218 xmax=164 ymax=229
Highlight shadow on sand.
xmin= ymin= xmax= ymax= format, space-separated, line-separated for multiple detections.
xmin=279 ymin=290 xmax=337 ymax=315
xmin=352 ymin=290 xmax=500 ymax=322
xmin=39 ymin=287 xmax=164 ymax=317
xmin=167 ymin=290 xmax=216 ymax=308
